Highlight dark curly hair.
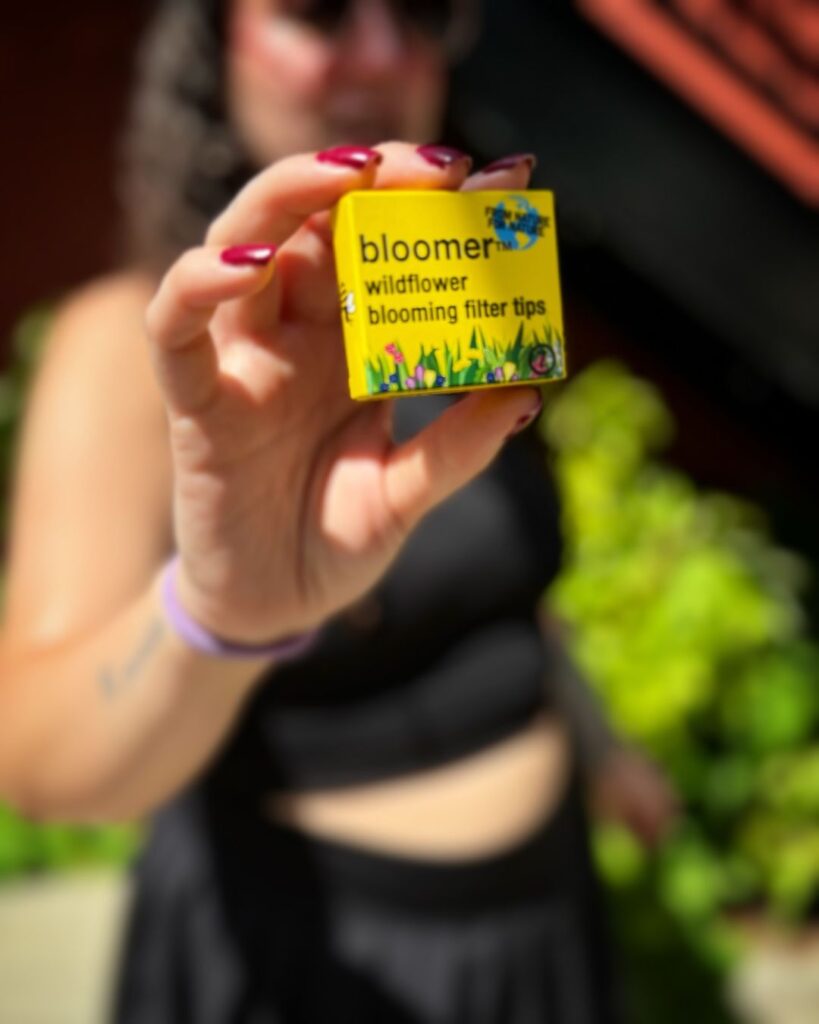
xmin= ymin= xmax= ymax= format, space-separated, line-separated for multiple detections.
xmin=116 ymin=0 xmax=478 ymax=279
xmin=116 ymin=0 xmax=260 ymax=277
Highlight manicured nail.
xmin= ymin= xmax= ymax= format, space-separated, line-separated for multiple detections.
xmin=416 ymin=144 xmax=473 ymax=170
xmin=220 ymin=244 xmax=276 ymax=267
xmin=481 ymin=152 xmax=537 ymax=174
xmin=316 ymin=145 xmax=383 ymax=169
xmin=506 ymin=391 xmax=543 ymax=438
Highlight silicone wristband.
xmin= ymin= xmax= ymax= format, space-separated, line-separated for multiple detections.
xmin=160 ymin=554 xmax=320 ymax=660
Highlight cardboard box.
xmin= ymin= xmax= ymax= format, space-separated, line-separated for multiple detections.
xmin=331 ymin=189 xmax=566 ymax=400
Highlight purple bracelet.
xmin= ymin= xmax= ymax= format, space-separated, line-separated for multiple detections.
xmin=160 ymin=554 xmax=320 ymax=661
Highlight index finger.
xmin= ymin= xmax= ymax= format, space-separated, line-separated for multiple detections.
xmin=205 ymin=146 xmax=384 ymax=249
xmin=206 ymin=146 xmax=383 ymax=335
xmin=210 ymin=142 xmax=474 ymax=334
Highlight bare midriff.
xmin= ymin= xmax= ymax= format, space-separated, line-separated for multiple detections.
xmin=262 ymin=710 xmax=572 ymax=860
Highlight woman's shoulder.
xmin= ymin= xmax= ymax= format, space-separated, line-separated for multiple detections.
xmin=36 ymin=267 xmax=162 ymax=408
xmin=52 ymin=267 xmax=157 ymax=329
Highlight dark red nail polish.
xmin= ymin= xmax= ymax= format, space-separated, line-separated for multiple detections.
xmin=416 ymin=144 xmax=473 ymax=170
xmin=220 ymin=244 xmax=276 ymax=267
xmin=316 ymin=146 xmax=383 ymax=169
xmin=506 ymin=393 xmax=543 ymax=439
xmin=481 ymin=153 xmax=537 ymax=174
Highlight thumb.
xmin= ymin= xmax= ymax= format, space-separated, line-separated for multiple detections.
xmin=383 ymin=388 xmax=543 ymax=532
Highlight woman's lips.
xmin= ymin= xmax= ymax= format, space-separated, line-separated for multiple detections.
xmin=325 ymin=108 xmax=397 ymax=143
xmin=326 ymin=91 xmax=397 ymax=122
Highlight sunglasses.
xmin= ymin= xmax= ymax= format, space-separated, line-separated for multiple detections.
xmin=280 ymin=0 xmax=477 ymax=51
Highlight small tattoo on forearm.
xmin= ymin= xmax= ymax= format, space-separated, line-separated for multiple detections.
xmin=98 ymin=617 xmax=165 ymax=699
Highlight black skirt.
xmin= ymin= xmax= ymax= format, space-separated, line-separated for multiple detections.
xmin=109 ymin=766 xmax=623 ymax=1024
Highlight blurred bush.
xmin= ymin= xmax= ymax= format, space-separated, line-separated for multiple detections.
xmin=0 ymin=307 xmax=142 ymax=878
xmin=543 ymin=362 xmax=819 ymax=1020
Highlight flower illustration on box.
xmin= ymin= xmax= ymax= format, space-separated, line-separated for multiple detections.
xmin=364 ymin=324 xmax=565 ymax=396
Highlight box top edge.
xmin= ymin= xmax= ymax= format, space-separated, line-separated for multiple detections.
xmin=336 ymin=188 xmax=555 ymax=202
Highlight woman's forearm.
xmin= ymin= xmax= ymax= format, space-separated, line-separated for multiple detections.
xmin=0 ymin=567 xmax=274 ymax=823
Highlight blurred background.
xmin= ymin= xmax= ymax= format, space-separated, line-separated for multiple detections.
xmin=1 ymin=1 xmax=817 ymax=1022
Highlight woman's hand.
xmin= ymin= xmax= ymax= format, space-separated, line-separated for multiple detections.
xmin=590 ymin=746 xmax=680 ymax=849
xmin=145 ymin=142 xmax=541 ymax=645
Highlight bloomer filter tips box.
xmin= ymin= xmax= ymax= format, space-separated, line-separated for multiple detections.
xmin=331 ymin=189 xmax=567 ymax=400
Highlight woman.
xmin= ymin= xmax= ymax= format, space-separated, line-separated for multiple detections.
xmin=0 ymin=1 xmax=671 ymax=1020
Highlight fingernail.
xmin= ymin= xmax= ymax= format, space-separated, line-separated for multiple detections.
xmin=220 ymin=244 xmax=276 ymax=267
xmin=316 ymin=145 xmax=383 ymax=169
xmin=506 ymin=392 xmax=543 ymax=438
xmin=480 ymin=152 xmax=537 ymax=174
xmin=416 ymin=144 xmax=473 ymax=170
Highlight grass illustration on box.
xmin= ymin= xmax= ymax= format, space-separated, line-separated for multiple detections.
xmin=364 ymin=322 xmax=565 ymax=395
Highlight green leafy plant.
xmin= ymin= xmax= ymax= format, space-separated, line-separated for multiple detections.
xmin=541 ymin=361 xmax=819 ymax=1020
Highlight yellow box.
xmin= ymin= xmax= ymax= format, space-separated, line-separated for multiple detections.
xmin=331 ymin=189 xmax=566 ymax=400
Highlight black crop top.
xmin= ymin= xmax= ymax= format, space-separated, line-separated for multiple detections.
xmin=202 ymin=394 xmax=563 ymax=801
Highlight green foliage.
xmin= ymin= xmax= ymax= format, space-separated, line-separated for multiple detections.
xmin=0 ymin=804 xmax=140 ymax=880
xmin=542 ymin=361 xmax=819 ymax=1018
xmin=0 ymin=307 xmax=142 ymax=879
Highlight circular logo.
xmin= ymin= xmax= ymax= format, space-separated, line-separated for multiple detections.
xmin=528 ymin=344 xmax=556 ymax=377
xmin=491 ymin=195 xmax=541 ymax=251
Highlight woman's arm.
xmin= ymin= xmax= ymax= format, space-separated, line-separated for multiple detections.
xmin=539 ymin=608 xmax=679 ymax=845
xmin=0 ymin=570 xmax=273 ymax=823
xmin=0 ymin=275 xmax=271 ymax=823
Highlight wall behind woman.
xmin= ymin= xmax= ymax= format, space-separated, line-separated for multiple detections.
xmin=0 ymin=3 xmax=152 ymax=368
xmin=452 ymin=0 xmax=819 ymax=625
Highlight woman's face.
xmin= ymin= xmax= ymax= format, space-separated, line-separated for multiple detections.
xmin=226 ymin=0 xmax=451 ymax=164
